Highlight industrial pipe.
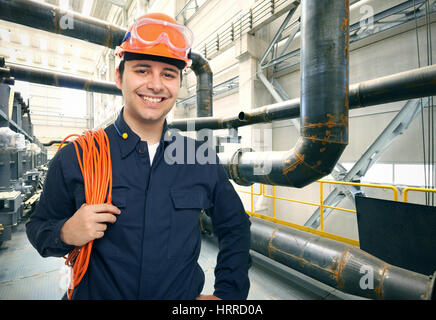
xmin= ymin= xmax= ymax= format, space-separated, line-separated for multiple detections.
xmin=210 ymin=0 xmax=351 ymax=188
xmin=0 ymin=0 xmax=125 ymax=49
xmin=200 ymin=213 xmax=435 ymax=300
xmin=190 ymin=52 xmax=213 ymax=117
xmin=169 ymin=64 xmax=436 ymax=131
xmin=0 ymin=63 xmax=122 ymax=96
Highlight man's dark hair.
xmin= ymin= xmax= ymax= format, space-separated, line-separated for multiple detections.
xmin=118 ymin=52 xmax=184 ymax=83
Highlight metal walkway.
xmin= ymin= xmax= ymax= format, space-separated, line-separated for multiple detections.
xmin=0 ymin=220 xmax=363 ymax=300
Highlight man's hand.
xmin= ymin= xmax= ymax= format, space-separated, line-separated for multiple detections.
xmin=196 ymin=294 xmax=222 ymax=300
xmin=60 ymin=203 xmax=121 ymax=246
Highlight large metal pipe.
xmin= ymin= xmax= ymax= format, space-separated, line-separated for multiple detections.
xmin=211 ymin=0 xmax=351 ymax=188
xmin=0 ymin=0 xmax=125 ymax=49
xmin=169 ymin=64 xmax=436 ymax=131
xmin=200 ymin=213 xmax=435 ymax=300
xmin=190 ymin=52 xmax=213 ymax=117
xmin=0 ymin=63 xmax=122 ymax=96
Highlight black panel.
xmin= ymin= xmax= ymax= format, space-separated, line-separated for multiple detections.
xmin=355 ymin=196 xmax=436 ymax=276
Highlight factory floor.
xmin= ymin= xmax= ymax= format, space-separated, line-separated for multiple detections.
xmin=0 ymin=220 xmax=363 ymax=300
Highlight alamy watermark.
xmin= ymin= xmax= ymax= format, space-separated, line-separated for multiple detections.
xmin=359 ymin=265 xmax=374 ymax=290
xmin=59 ymin=9 xmax=74 ymax=30
xmin=163 ymin=121 xmax=274 ymax=175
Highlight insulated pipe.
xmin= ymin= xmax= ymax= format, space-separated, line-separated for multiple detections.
xmin=190 ymin=52 xmax=213 ymax=117
xmin=0 ymin=0 xmax=125 ymax=49
xmin=169 ymin=64 xmax=436 ymax=131
xmin=0 ymin=64 xmax=122 ymax=96
xmin=200 ymin=214 xmax=436 ymax=300
xmin=214 ymin=0 xmax=351 ymax=188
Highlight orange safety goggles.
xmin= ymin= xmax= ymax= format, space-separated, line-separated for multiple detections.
xmin=119 ymin=17 xmax=194 ymax=60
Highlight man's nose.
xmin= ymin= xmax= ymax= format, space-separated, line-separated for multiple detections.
xmin=146 ymin=72 xmax=164 ymax=92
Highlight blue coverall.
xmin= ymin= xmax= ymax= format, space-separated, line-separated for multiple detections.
xmin=26 ymin=109 xmax=251 ymax=300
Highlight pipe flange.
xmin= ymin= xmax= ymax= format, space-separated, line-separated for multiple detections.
xmin=229 ymin=147 xmax=253 ymax=186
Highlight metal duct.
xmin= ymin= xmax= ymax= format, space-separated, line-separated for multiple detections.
xmin=0 ymin=0 xmax=125 ymax=49
xmin=0 ymin=63 xmax=122 ymax=96
xmin=200 ymin=213 xmax=436 ymax=300
xmin=189 ymin=52 xmax=213 ymax=117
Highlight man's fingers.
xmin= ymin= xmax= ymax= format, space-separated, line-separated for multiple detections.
xmin=87 ymin=204 xmax=121 ymax=215
xmin=94 ymin=213 xmax=118 ymax=224
xmin=95 ymin=231 xmax=105 ymax=239
xmin=96 ymin=223 xmax=108 ymax=232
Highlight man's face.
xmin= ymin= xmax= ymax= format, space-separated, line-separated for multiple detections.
xmin=115 ymin=59 xmax=181 ymax=125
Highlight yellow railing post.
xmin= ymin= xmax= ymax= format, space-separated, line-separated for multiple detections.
xmin=403 ymin=187 xmax=436 ymax=203
xmin=320 ymin=181 xmax=324 ymax=232
xmin=250 ymin=185 xmax=254 ymax=214
xmin=272 ymin=185 xmax=276 ymax=218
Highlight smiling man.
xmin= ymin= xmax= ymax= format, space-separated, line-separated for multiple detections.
xmin=26 ymin=13 xmax=252 ymax=300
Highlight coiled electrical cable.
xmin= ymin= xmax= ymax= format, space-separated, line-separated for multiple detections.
xmin=57 ymin=128 xmax=113 ymax=300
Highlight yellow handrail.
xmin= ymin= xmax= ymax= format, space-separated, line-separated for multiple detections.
xmin=247 ymin=211 xmax=360 ymax=247
xmin=238 ymin=181 xmax=435 ymax=248
xmin=403 ymin=187 xmax=436 ymax=202
xmin=318 ymin=180 xmax=399 ymax=201
xmin=237 ymin=180 xmax=401 ymax=247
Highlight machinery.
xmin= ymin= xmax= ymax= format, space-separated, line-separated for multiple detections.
xmin=0 ymin=75 xmax=48 ymax=246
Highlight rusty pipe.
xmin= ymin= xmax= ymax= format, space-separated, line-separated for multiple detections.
xmin=216 ymin=0 xmax=351 ymax=188
xmin=190 ymin=51 xmax=213 ymax=117
xmin=200 ymin=213 xmax=436 ymax=300
xmin=0 ymin=0 xmax=125 ymax=49
xmin=168 ymin=64 xmax=436 ymax=131
xmin=0 ymin=63 xmax=122 ymax=96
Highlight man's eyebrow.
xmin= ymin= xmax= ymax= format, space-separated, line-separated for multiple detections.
xmin=132 ymin=63 xmax=152 ymax=68
xmin=131 ymin=63 xmax=179 ymax=74
xmin=163 ymin=67 xmax=179 ymax=74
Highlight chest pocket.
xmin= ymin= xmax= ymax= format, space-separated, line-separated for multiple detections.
xmin=168 ymin=187 xmax=212 ymax=259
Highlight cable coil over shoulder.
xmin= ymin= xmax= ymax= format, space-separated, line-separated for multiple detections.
xmin=57 ymin=128 xmax=113 ymax=300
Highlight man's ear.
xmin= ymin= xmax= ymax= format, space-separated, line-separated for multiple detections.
xmin=115 ymin=67 xmax=122 ymax=90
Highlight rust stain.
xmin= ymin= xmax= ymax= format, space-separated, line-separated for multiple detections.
xmin=320 ymin=147 xmax=326 ymax=153
xmin=330 ymin=248 xmax=351 ymax=289
xmin=326 ymin=120 xmax=336 ymax=128
xmin=268 ymin=228 xmax=279 ymax=259
xmin=301 ymin=135 xmax=347 ymax=145
xmin=374 ymin=264 xmax=388 ymax=299
xmin=282 ymin=152 xmax=304 ymax=175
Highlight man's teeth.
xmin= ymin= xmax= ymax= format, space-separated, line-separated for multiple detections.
xmin=141 ymin=95 xmax=163 ymax=103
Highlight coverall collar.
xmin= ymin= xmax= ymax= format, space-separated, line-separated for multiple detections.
xmin=114 ymin=107 xmax=171 ymax=159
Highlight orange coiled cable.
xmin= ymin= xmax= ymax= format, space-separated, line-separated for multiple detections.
xmin=57 ymin=128 xmax=112 ymax=300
